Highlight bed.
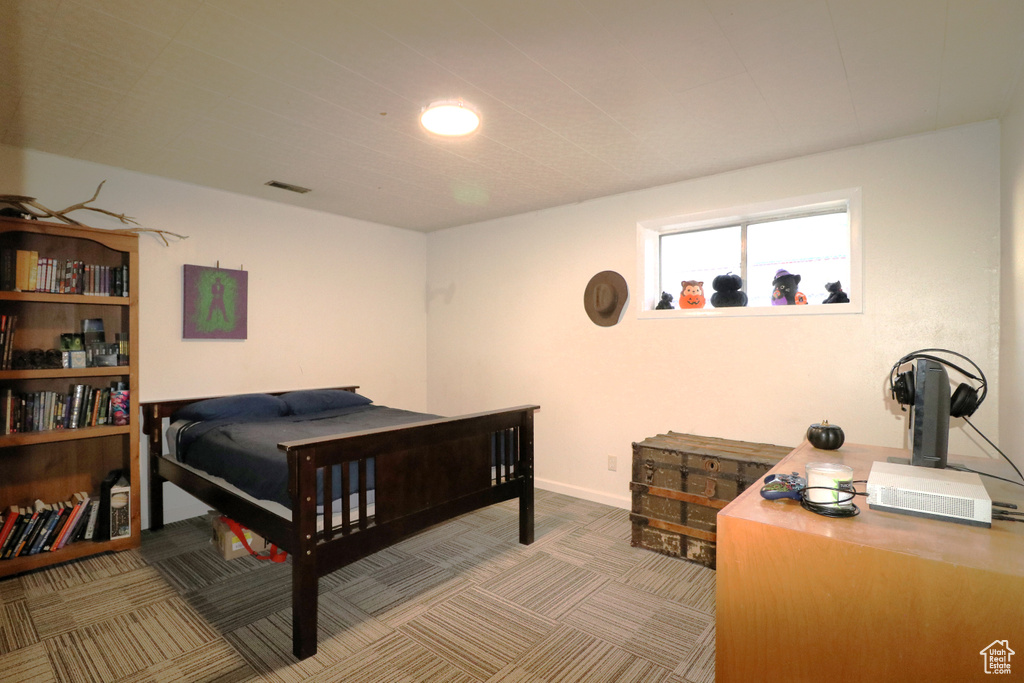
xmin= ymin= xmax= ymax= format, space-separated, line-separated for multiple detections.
xmin=141 ymin=386 xmax=538 ymax=659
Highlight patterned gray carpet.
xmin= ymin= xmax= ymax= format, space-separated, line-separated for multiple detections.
xmin=0 ymin=490 xmax=716 ymax=682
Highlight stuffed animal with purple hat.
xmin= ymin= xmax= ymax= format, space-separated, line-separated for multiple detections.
xmin=771 ymin=269 xmax=807 ymax=305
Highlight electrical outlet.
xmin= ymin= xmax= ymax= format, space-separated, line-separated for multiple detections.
xmin=607 ymin=455 xmax=617 ymax=471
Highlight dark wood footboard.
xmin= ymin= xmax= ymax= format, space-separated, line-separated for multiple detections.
xmin=140 ymin=391 xmax=537 ymax=660
xmin=281 ymin=405 xmax=537 ymax=659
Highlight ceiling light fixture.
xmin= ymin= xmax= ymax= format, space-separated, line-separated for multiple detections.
xmin=420 ymin=99 xmax=480 ymax=136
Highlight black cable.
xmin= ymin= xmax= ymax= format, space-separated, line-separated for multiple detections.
xmin=947 ymin=464 xmax=1024 ymax=488
xmin=798 ymin=485 xmax=864 ymax=518
xmin=963 ymin=417 xmax=1024 ymax=485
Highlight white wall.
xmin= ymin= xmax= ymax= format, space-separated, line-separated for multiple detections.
xmin=0 ymin=120 xmax=1007 ymax=522
xmin=0 ymin=145 xmax=429 ymax=525
xmin=1001 ymin=80 xmax=1024 ymax=472
xmin=426 ymin=123 xmax=1003 ymax=508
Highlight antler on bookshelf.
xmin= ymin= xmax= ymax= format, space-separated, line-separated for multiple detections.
xmin=0 ymin=181 xmax=188 ymax=246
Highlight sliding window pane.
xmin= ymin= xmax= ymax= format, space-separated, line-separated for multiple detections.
xmin=660 ymin=226 xmax=741 ymax=302
xmin=746 ymin=212 xmax=849 ymax=307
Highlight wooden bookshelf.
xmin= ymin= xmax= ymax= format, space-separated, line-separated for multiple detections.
xmin=0 ymin=216 xmax=139 ymax=577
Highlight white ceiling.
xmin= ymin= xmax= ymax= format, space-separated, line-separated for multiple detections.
xmin=2 ymin=1 xmax=1023 ymax=232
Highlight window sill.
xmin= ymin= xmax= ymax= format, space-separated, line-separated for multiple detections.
xmin=638 ymin=301 xmax=862 ymax=320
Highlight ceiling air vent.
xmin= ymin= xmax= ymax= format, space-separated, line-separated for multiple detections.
xmin=265 ymin=180 xmax=311 ymax=194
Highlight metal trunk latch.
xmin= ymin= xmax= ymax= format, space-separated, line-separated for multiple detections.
xmin=644 ymin=458 xmax=656 ymax=484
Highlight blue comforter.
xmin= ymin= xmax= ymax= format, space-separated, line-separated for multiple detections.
xmin=174 ymin=404 xmax=437 ymax=508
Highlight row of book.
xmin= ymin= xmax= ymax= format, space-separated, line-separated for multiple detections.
xmin=1 ymin=382 xmax=129 ymax=434
xmin=0 ymin=249 xmax=129 ymax=297
xmin=0 ymin=492 xmax=99 ymax=559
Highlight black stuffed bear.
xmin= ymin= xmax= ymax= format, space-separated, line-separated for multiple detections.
xmin=654 ymin=291 xmax=674 ymax=309
xmin=822 ymin=281 xmax=849 ymax=304
xmin=709 ymin=272 xmax=748 ymax=308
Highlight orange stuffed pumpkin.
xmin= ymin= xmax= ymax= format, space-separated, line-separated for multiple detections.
xmin=679 ymin=280 xmax=706 ymax=309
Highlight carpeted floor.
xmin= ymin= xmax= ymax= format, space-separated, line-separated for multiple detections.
xmin=0 ymin=490 xmax=716 ymax=682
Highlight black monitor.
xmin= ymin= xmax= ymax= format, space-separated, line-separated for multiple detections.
xmin=910 ymin=358 xmax=950 ymax=468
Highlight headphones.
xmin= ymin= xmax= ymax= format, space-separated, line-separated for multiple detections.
xmin=889 ymin=348 xmax=987 ymax=418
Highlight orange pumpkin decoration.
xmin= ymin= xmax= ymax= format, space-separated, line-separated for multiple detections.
xmin=679 ymin=280 xmax=706 ymax=309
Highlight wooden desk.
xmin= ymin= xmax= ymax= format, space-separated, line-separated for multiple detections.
xmin=716 ymin=442 xmax=1024 ymax=682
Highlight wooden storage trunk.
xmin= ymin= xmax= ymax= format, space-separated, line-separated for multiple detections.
xmin=630 ymin=432 xmax=791 ymax=568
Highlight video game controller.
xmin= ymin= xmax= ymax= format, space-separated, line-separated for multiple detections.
xmin=759 ymin=472 xmax=807 ymax=501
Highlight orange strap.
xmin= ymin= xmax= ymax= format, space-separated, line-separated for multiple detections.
xmin=221 ymin=516 xmax=287 ymax=563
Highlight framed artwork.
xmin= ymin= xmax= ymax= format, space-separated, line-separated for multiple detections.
xmin=183 ymin=265 xmax=248 ymax=340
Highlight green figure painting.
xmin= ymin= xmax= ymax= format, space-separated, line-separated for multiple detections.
xmin=183 ymin=265 xmax=248 ymax=339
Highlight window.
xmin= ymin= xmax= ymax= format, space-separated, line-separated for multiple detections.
xmin=637 ymin=189 xmax=861 ymax=317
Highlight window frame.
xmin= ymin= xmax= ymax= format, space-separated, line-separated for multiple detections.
xmin=636 ymin=188 xmax=862 ymax=319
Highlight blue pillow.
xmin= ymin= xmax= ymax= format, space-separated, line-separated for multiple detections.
xmin=281 ymin=389 xmax=372 ymax=415
xmin=172 ymin=393 xmax=289 ymax=423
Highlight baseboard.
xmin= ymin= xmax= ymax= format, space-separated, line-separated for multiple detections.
xmin=535 ymin=478 xmax=630 ymax=510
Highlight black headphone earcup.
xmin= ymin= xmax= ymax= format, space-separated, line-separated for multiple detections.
xmin=950 ymin=382 xmax=979 ymax=418
xmin=892 ymin=369 xmax=914 ymax=405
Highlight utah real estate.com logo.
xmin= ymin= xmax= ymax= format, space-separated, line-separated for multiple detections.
xmin=980 ymin=640 xmax=1014 ymax=675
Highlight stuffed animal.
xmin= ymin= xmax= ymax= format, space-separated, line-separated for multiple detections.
xmin=771 ymin=269 xmax=807 ymax=305
xmin=822 ymin=281 xmax=850 ymax=304
xmin=679 ymin=280 xmax=706 ymax=309
xmin=655 ymin=291 xmax=674 ymax=309
xmin=709 ymin=272 xmax=747 ymax=308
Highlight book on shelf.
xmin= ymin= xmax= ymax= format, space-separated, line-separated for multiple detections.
xmin=27 ymin=253 xmax=38 ymax=292
xmin=0 ymin=315 xmax=7 ymax=368
xmin=89 ymin=388 xmax=102 ymax=426
xmin=40 ymin=501 xmax=70 ymax=553
xmin=0 ymin=506 xmax=19 ymax=550
xmin=0 ymin=507 xmax=25 ymax=558
xmin=1 ymin=387 xmax=11 ymax=435
xmin=28 ymin=501 xmax=62 ymax=555
xmin=79 ymin=389 xmax=93 ymax=429
xmin=96 ymin=388 xmax=110 ymax=425
xmin=0 ymin=249 xmax=14 ymax=291
xmin=52 ymin=500 xmax=78 ymax=550
xmin=8 ymin=505 xmax=40 ymax=558
xmin=25 ymin=499 xmax=58 ymax=555
xmin=65 ymin=499 xmax=91 ymax=546
xmin=82 ymin=498 xmax=100 ymax=541
xmin=1 ymin=508 xmax=28 ymax=559
xmin=0 ymin=314 xmax=15 ymax=371
xmin=67 ymin=384 xmax=86 ymax=429
xmin=54 ymin=492 xmax=89 ymax=551
xmin=110 ymin=382 xmax=129 ymax=426
xmin=13 ymin=250 xmax=35 ymax=292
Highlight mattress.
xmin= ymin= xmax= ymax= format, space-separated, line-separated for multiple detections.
xmin=163 ymin=456 xmax=372 ymax=527
xmin=168 ymin=404 xmax=437 ymax=508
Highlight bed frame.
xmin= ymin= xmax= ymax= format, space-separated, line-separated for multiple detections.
xmin=141 ymin=387 xmax=538 ymax=659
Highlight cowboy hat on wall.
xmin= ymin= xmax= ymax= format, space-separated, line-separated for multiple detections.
xmin=584 ymin=270 xmax=628 ymax=327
